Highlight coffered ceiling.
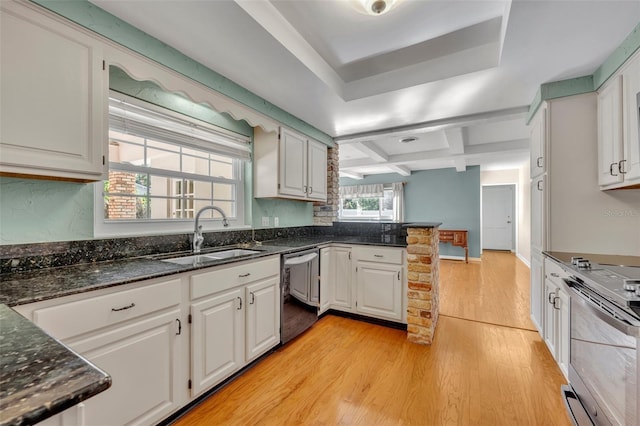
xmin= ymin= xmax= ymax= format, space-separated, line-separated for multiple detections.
xmin=90 ymin=0 xmax=640 ymax=177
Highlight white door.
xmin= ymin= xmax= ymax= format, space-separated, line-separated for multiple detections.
xmin=331 ymin=247 xmax=352 ymax=310
xmin=191 ymin=288 xmax=244 ymax=397
xmin=307 ymin=139 xmax=327 ymax=201
xmin=319 ymin=248 xmax=332 ymax=314
xmin=355 ymin=262 xmax=402 ymax=321
xmin=245 ymin=277 xmax=280 ymax=363
xmin=482 ymin=185 xmax=515 ymax=250
xmin=278 ymin=128 xmax=307 ymax=198
xmin=597 ymin=75 xmax=624 ymax=186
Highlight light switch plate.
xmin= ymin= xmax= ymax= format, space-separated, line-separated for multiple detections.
xmin=274 ymin=217 xmax=279 ymax=227
xmin=262 ymin=216 xmax=269 ymax=226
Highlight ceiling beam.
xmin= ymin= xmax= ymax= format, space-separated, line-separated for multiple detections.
xmin=453 ymin=158 xmax=467 ymax=172
xmin=444 ymin=128 xmax=465 ymax=155
xmin=339 ymin=171 xmax=364 ymax=180
xmin=351 ymin=141 xmax=389 ymax=163
xmin=334 ymin=106 xmax=529 ymax=144
xmin=339 ymin=138 xmax=529 ymax=169
xmin=387 ymin=165 xmax=412 ymax=176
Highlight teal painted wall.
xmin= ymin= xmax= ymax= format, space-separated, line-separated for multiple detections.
xmin=340 ymin=166 xmax=482 ymax=258
xmin=0 ymin=178 xmax=94 ymax=244
xmin=32 ymin=0 xmax=333 ymax=146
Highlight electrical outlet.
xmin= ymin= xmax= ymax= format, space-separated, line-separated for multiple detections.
xmin=262 ymin=216 xmax=269 ymax=226
xmin=274 ymin=217 xmax=279 ymax=227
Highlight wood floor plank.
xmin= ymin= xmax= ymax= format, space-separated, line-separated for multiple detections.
xmin=174 ymin=252 xmax=570 ymax=426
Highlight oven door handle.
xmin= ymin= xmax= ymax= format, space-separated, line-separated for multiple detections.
xmin=284 ymin=252 xmax=318 ymax=265
xmin=564 ymin=278 xmax=640 ymax=338
xmin=561 ymin=385 xmax=595 ymax=426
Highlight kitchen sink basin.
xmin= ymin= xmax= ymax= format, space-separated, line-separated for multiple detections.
xmin=160 ymin=249 xmax=262 ymax=265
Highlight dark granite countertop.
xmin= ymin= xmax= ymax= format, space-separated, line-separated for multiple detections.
xmin=544 ymin=251 xmax=640 ymax=267
xmin=0 ymin=235 xmax=407 ymax=307
xmin=0 ymin=304 xmax=111 ymax=426
xmin=402 ymin=222 xmax=442 ymax=228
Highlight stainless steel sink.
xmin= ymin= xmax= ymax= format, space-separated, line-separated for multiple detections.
xmin=160 ymin=249 xmax=262 ymax=265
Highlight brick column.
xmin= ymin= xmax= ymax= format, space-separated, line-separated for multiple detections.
xmin=313 ymin=144 xmax=339 ymax=226
xmin=106 ymin=171 xmax=137 ymax=219
xmin=406 ymin=226 xmax=440 ymax=344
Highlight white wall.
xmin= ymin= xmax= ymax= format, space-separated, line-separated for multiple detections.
xmin=481 ymin=167 xmax=531 ymax=265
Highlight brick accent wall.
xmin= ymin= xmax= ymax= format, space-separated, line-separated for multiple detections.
xmin=107 ymin=171 xmax=136 ymax=219
xmin=313 ymin=144 xmax=339 ymax=226
xmin=406 ymin=227 xmax=440 ymax=344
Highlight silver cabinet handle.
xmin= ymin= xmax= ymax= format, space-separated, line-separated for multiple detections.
xmin=308 ymin=186 xmax=312 ymax=194
xmin=537 ymin=180 xmax=543 ymax=191
xmin=548 ymin=292 xmax=556 ymax=304
xmin=374 ymin=254 xmax=384 ymax=258
xmin=237 ymin=297 xmax=243 ymax=310
xmin=553 ymin=296 xmax=560 ymax=310
xmin=619 ymin=159 xmax=627 ymax=174
xmin=397 ymin=271 xmax=400 ymax=280
xmin=176 ymin=319 xmax=182 ymax=336
xmin=239 ymin=273 xmax=251 ymax=278
xmin=111 ymin=303 xmax=135 ymax=312
xmin=249 ymin=292 xmax=255 ymax=305
xmin=610 ymin=162 xmax=618 ymax=176
xmin=536 ymin=156 xmax=543 ymax=168
xmin=550 ymin=273 xmax=560 ymax=278
xmin=304 ymin=185 xmax=308 ymax=194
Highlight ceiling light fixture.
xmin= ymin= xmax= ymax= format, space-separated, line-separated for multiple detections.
xmin=359 ymin=0 xmax=397 ymax=15
xmin=400 ymin=137 xmax=417 ymax=143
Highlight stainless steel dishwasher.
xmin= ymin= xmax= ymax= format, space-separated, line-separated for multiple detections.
xmin=281 ymin=248 xmax=320 ymax=344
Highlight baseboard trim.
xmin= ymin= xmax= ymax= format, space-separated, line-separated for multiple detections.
xmin=440 ymin=255 xmax=481 ymax=263
xmin=516 ymin=253 xmax=531 ymax=268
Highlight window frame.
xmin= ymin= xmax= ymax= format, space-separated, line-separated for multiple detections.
xmin=94 ymin=92 xmax=249 ymax=238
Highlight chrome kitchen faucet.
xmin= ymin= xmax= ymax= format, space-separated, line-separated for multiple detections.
xmin=193 ymin=206 xmax=229 ymax=253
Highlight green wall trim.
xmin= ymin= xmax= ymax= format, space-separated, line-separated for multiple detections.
xmin=526 ymin=75 xmax=593 ymax=124
xmin=593 ymin=22 xmax=640 ymax=90
xmin=527 ymin=21 xmax=640 ymax=125
xmin=32 ymin=0 xmax=334 ymax=147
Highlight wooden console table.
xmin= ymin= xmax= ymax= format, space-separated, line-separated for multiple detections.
xmin=439 ymin=230 xmax=468 ymax=263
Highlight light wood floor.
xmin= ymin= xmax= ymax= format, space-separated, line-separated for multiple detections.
xmin=174 ymin=252 xmax=570 ymax=426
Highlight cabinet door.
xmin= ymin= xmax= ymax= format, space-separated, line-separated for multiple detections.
xmin=530 ymin=175 xmax=546 ymax=253
xmin=191 ymin=288 xmax=244 ymax=397
xmin=331 ymin=247 xmax=353 ymax=310
xmin=356 ymin=261 xmax=402 ymax=321
xmin=557 ymin=288 xmax=570 ymax=379
xmin=307 ymin=139 xmax=327 ymax=201
xmin=278 ymin=128 xmax=307 ymax=198
xmin=245 ymin=277 xmax=280 ymax=363
xmin=530 ymin=251 xmax=544 ymax=334
xmin=0 ymin=2 xmax=105 ymax=181
xmin=67 ymin=310 xmax=182 ymax=426
xmin=622 ymin=53 xmax=640 ymax=182
xmin=529 ymin=106 xmax=546 ymax=178
xmin=543 ymin=279 xmax=558 ymax=359
xmin=597 ymin=75 xmax=624 ymax=186
xmin=319 ymin=248 xmax=331 ymax=314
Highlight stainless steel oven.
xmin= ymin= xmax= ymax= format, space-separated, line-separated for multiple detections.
xmin=561 ymin=260 xmax=640 ymax=426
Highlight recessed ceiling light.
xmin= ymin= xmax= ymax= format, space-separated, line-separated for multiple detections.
xmin=400 ymin=137 xmax=418 ymax=143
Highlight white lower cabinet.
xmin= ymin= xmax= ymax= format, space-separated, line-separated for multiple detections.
xmin=190 ymin=287 xmax=244 ymax=397
xmin=530 ymin=251 xmax=544 ymax=334
xmin=15 ymin=277 xmax=186 ymax=426
xmin=189 ymin=255 xmax=280 ymax=398
xmin=543 ymin=257 xmax=570 ymax=379
xmin=355 ymin=261 xmax=402 ymax=321
xmin=321 ymin=244 xmax=406 ymax=324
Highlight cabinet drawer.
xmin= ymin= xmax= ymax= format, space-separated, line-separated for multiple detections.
xmin=355 ymin=246 xmax=403 ymax=264
xmin=544 ymin=258 xmax=569 ymax=284
xmin=33 ymin=278 xmax=181 ymax=341
xmin=191 ymin=255 xmax=280 ymax=300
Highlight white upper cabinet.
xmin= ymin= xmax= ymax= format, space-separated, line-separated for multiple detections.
xmin=0 ymin=1 xmax=106 ymax=181
xmin=254 ymin=127 xmax=328 ymax=202
xmin=597 ymin=49 xmax=640 ymax=189
xmin=529 ymin=105 xmax=547 ymax=179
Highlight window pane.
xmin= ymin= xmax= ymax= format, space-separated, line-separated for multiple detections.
xmin=148 ymin=176 xmax=181 ymax=198
xmin=106 ymin=171 xmax=138 ymax=195
xmin=147 ymin=139 xmax=179 ymax=153
xmin=104 ymin=195 xmax=144 ymax=220
xmin=211 ymin=160 xmax=233 ymax=179
xmin=110 ymin=130 xmax=145 ymax=145
xmin=110 ymin=141 xmax=145 ymax=166
xmin=192 ymin=180 xmax=213 ymax=200
xmin=182 ymin=154 xmax=210 ymax=176
xmin=359 ymin=198 xmax=380 ymax=211
xmin=213 ymin=183 xmax=234 ymax=200
xmin=147 ymin=147 xmax=180 ymax=171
